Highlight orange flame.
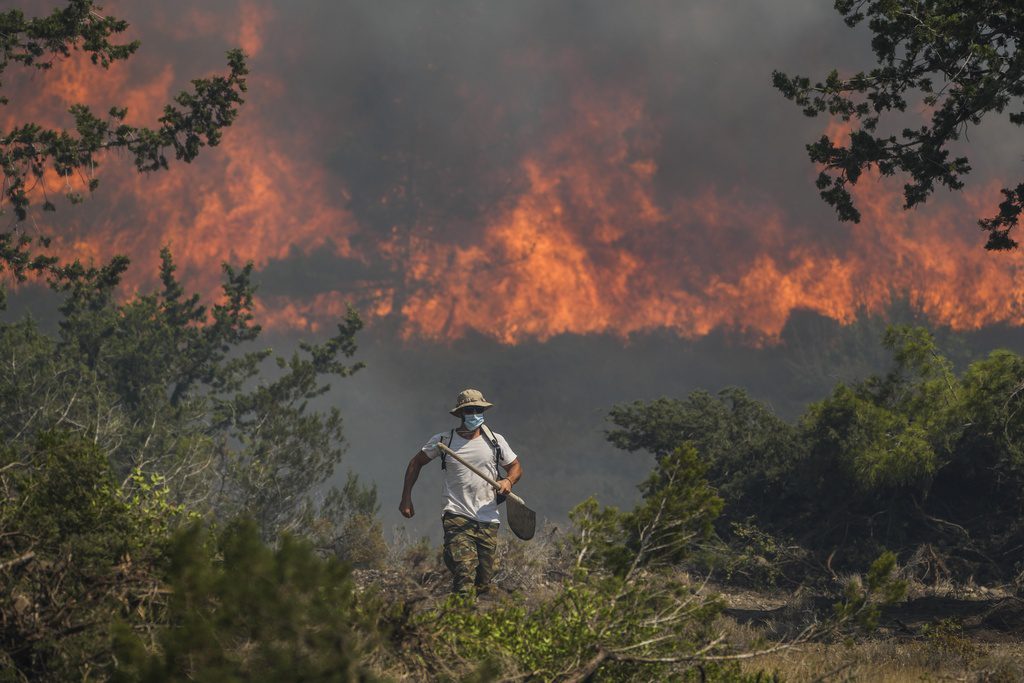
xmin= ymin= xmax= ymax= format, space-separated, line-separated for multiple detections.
xmin=4 ymin=4 xmax=358 ymax=305
xmin=385 ymin=95 xmax=1023 ymax=343
xmin=5 ymin=7 xmax=1023 ymax=345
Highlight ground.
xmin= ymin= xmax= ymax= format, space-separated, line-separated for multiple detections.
xmin=725 ymin=583 xmax=1024 ymax=681
xmin=356 ymin=532 xmax=1024 ymax=681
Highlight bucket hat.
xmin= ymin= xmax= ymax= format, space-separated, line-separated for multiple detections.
xmin=449 ymin=388 xmax=494 ymax=416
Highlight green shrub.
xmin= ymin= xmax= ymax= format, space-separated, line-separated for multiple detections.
xmin=0 ymin=432 xmax=180 ymax=681
xmin=833 ymin=551 xmax=908 ymax=632
xmin=606 ymin=326 xmax=1024 ymax=582
xmin=415 ymin=572 xmax=726 ymax=681
xmin=569 ymin=444 xmax=723 ymax=577
xmin=112 ymin=519 xmax=383 ymax=682
xmin=921 ymin=618 xmax=979 ymax=668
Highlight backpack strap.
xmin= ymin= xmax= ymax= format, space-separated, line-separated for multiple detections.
xmin=481 ymin=424 xmax=508 ymax=504
xmin=480 ymin=424 xmax=502 ymax=469
xmin=439 ymin=425 xmax=503 ymax=471
xmin=440 ymin=429 xmax=454 ymax=470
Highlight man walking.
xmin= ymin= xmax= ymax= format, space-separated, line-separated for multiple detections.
xmin=400 ymin=389 xmax=523 ymax=595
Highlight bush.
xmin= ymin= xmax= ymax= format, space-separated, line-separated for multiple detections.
xmin=0 ymin=432 xmax=178 ymax=681
xmin=606 ymin=326 xmax=1024 ymax=582
xmin=411 ymin=563 xmax=730 ymax=681
xmin=112 ymin=519 xmax=383 ymax=681
xmin=569 ymin=444 xmax=723 ymax=577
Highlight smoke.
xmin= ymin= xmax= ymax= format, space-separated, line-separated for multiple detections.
xmin=9 ymin=0 xmax=1021 ymax=340
xmin=313 ymin=307 xmax=1024 ymax=539
xmin=5 ymin=1 xmax=1024 ymax=534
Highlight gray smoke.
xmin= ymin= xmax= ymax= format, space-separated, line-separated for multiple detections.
xmin=6 ymin=1 xmax=1023 ymax=540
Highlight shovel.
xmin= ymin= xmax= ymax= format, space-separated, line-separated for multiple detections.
xmin=436 ymin=441 xmax=536 ymax=540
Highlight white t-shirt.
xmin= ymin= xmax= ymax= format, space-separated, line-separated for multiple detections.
xmin=422 ymin=429 xmax=518 ymax=523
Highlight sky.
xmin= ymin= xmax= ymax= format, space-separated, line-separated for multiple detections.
xmin=4 ymin=1 xmax=1024 ymax=537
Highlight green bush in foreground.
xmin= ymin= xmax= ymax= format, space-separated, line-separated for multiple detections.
xmin=112 ymin=520 xmax=383 ymax=682
xmin=2 ymin=431 xmax=385 ymax=682
xmin=416 ymin=575 xmax=734 ymax=682
xmin=397 ymin=444 xmax=782 ymax=682
xmin=0 ymin=432 xmax=181 ymax=681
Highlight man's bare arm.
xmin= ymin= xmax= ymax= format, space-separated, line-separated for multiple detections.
xmin=496 ymin=458 xmax=522 ymax=496
xmin=399 ymin=450 xmax=432 ymax=518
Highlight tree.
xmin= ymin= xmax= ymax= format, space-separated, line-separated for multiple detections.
xmin=0 ymin=1 xmax=247 ymax=282
xmin=604 ymin=326 xmax=1024 ymax=581
xmin=0 ymin=251 xmax=380 ymax=677
xmin=606 ymin=390 xmax=802 ymax=522
xmin=0 ymin=249 xmax=372 ymax=543
xmin=569 ymin=444 xmax=723 ymax=578
xmin=773 ymin=1 xmax=1024 ymax=249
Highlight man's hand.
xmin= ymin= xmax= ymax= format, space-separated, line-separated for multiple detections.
xmin=399 ymin=498 xmax=415 ymax=518
xmin=496 ymin=478 xmax=512 ymax=496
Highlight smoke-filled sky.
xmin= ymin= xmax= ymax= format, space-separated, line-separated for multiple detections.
xmin=5 ymin=1 xmax=1024 ymax=536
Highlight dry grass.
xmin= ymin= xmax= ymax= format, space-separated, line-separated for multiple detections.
xmin=738 ymin=639 xmax=1024 ymax=682
xmin=368 ymin=531 xmax=1024 ymax=682
xmin=719 ymin=579 xmax=1024 ymax=683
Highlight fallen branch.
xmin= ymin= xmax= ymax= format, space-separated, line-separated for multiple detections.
xmin=0 ymin=551 xmax=35 ymax=572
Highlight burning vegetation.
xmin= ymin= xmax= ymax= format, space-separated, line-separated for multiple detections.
xmin=4 ymin=1 xmax=1024 ymax=682
xmin=5 ymin=1 xmax=1024 ymax=344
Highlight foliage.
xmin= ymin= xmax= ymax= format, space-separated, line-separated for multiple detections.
xmin=0 ymin=1 xmax=248 ymax=232
xmin=607 ymin=325 xmax=1024 ymax=582
xmin=0 ymin=429 xmax=383 ymax=680
xmin=312 ymin=473 xmax=387 ymax=568
xmin=832 ymin=551 xmax=908 ymax=632
xmin=624 ymin=445 xmax=724 ymax=572
xmin=0 ymin=249 xmax=368 ymax=542
xmin=332 ymin=513 xmax=389 ymax=570
xmin=0 ymin=431 xmax=179 ymax=681
xmin=708 ymin=521 xmax=813 ymax=588
xmin=607 ymin=389 xmax=802 ymax=523
xmin=111 ymin=520 xmax=383 ymax=682
xmin=416 ymin=576 xmax=732 ymax=682
xmin=567 ymin=445 xmax=722 ymax=578
xmin=773 ymin=1 xmax=1024 ymax=249
xmin=803 ymin=383 xmax=937 ymax=491
xmin=566 ymin=497 xmax=628 ymax=575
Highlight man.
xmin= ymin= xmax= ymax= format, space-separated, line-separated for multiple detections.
xmin=399 ymin=388 xmax=523 ymax=595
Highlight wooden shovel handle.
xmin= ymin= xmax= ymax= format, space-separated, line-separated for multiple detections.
xmin=435 ymin=441 xmax=526 ymax=506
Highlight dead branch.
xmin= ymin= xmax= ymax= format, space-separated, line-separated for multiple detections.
xmin=0 ymin=551 xmax=35 ymax=572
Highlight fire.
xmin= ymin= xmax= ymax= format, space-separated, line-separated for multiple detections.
xmin=389 ymin=94 xmax=1023 ymax=343
xmin=4 ymin=3 xmax=1023 ymax=345
xmin=4 ymin=3 xmax=358 ymax=304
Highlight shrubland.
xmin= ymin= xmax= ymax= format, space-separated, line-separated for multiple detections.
xmin=3 ymin=3 xmax=1022 ymax=679
xmin=1 ymin=242 xmax=1015 ymax=681
xmin=1 ymin=254 xmax=916 ymax=680
xmin=0 ymin=255 xmax=385 ymax=681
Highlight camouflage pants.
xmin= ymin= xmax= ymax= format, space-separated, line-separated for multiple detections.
xmin=442 ymin=512 xmax=499 ymax=595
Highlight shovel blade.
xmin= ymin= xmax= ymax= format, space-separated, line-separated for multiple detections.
xmin=506 ymin=496 xmax=536 ymax=541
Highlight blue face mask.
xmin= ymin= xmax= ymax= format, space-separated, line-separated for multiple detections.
xmin=462 ymin=412 xmax=485 ymax=431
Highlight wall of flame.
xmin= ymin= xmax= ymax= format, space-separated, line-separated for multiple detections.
xmin=4 ymin=0 xmax=1022 ymax=345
